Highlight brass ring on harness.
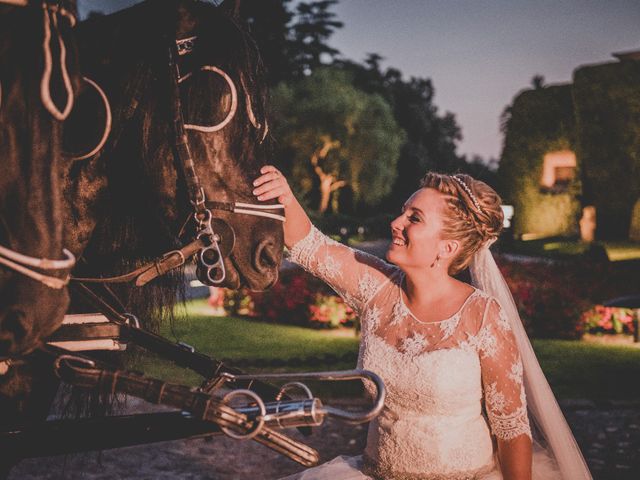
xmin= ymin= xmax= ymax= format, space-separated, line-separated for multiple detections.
xmin=220 ymin=389 xmax=266 ymax=440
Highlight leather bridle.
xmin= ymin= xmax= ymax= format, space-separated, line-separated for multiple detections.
xmin=166 ymin=39 xmax=284 ymax=285
xmin=73 ymin=37 xmax=284 ymax=288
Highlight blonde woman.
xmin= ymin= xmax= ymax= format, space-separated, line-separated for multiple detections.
xmin=253 ymin=166 xmax=591 ymax=480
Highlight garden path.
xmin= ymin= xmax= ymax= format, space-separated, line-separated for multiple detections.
xmin=9 ymin=398 xmax=640 ymax=479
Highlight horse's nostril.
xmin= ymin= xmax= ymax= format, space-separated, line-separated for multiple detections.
xmin=254 ymin=240 xmax=278 ymax=273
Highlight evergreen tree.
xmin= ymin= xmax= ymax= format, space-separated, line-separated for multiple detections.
xmin=238 ymin=0 xmax=294 ymax=85
xmin=290 ymin=1 xmax=343 ymax=76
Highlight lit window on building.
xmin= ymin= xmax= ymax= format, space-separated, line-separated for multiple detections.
xmin=540 ymin=150 xmax=576 ymax=193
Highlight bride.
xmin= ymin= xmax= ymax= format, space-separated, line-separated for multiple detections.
xmin=253 ymin=166 xmax=592 ymax=479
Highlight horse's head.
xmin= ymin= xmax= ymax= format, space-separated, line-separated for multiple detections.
xmin=169 ymin=0 xmax=284 ymax=290
xmin=73 ymin=0 xmax=283 ymax=293
xmin=0 ymin=3 xmax=78 ymax=356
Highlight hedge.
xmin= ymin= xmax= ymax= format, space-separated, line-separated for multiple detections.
xmin=499 ymin=85 xmax=581 ymax=238
xmin=573 ymin=60 xmax=640 ymax=240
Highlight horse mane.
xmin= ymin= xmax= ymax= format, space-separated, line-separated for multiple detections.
xmin=73 ymin=0 xmax=271 ymax=329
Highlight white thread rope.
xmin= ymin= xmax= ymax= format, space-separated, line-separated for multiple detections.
xmin=178 ymin=66 xmax=238 ymax=133
xmin=0 ymin=245 xmax=75 ymax=289
xmin=233 ymin=202 xmax=285 ymax=222
xmin=69 ymin=76 xmax=112 ymax=160
xmin=0 ymin=244 xmax=75 ymax=270
xmin=40 ymin=3 xmax=75 ymax=121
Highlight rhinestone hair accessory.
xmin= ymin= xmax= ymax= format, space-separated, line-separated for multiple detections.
xmin=452 ymin=175 xmax=483 ymax=213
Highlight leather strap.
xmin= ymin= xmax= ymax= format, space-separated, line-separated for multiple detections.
xmin=67 ymin=281 xmax=282 ymax=400
xmin=72 ymin=238 xmax=204 ymax=286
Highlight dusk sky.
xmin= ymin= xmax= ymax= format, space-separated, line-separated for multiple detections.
xmin=79 ymin=0 xmax=640 ymax=161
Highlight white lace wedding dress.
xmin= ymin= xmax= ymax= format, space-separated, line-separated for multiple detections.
xmin=281 ymin=226 xmax=561 ymax=480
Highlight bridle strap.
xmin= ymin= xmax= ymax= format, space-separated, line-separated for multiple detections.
xmin=72 ymin=238 xmax=205 ymax=287
xmin=0 ymin=244 xmax=75 ymax=289
xmin=40 ymin=1 xmax=76 ymax=120
xmin=168 ymin=45 xmax=207 ymax=215
xmin=70 ymin=199 xmax=286 ymax=287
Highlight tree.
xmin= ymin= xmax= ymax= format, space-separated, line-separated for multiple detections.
xmin=531 ymin=74 xmax=545 ymax=90
xmin=336 ymin=57 xmax=466 ymax=210
xmin=238 ymin=0 xmax=294 ymax=85
xmin=271 ymin=67 xmax=405 ymax=213
xmin=290 ymin=1 xmax=343 ymax=76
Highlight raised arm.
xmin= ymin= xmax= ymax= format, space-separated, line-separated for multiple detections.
xmin=253 ymin=165 xmax=312 ymax=249
xmin=253 ymin=166 xmax=396 ymax=313
xmin=475 ymin=298 xmax=533 ymax=480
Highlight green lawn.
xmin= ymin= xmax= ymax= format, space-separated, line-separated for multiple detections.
xmin=532 ymin=339 xmax=640 ymax=401
xmin=133 ymin=301 xmax=640 ymax=401
xmin=132 ymin=300 xmax=359 ymax=388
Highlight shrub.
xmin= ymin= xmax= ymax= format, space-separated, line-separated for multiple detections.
xmin=582 ymin=305 xmax=636 ymax=335
xmin=308 ymin=293 xmax=357 ymax=328
xmin=223 ymin=267 xmax=356 ymax=329
xmin=223 ymin=289 xmax=258 ymax=317
xmin=497 ymin=256 xmax=590 ymax=339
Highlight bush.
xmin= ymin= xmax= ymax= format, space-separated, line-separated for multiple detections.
xmin=498 ymin=85 xmax=581 ymax=238
xmin=498 ymin=257 xmax=590 ymax=339
xmin=573 ymin=61 xmax=640 ymax=240
xmin=497 ymin=253 xmax=640 ymax=339
xmin=308 ymin=293 xmax=357 ymax=328
xmin=582 ymin=305 xmax=636 ymax=335
xmin=223 ymin=267 xmax=356 ymax=329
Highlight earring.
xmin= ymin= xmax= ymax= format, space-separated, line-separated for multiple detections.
xmin=430 ymin=253 xmax=441 ymax=268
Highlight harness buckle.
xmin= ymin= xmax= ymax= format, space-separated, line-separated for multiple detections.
xmin=177 ymin=341 xmax=195 ymax=353
xmin=123 ymin=313 xmax=141 ymax=329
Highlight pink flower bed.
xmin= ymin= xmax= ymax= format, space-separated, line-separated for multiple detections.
xmin=222 ymin=267 xmax=356 ymax=329
xmin=218 ymin=254 xmax=637 ymax=337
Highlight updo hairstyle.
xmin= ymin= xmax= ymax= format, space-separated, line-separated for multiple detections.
xmin=420 ymin=172 xmax=504 ymax=275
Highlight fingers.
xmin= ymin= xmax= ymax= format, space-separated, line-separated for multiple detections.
xmin=260 ymin=165 xmax=279 ymax=175
xmin=253 ymin=172 xmax=280 ymax=188
xmin=254 ymin=178 xmax=290 ymax=199
xmin=256 ymin=186 xmax=287 ymax=202
xmin=253 ymin=165 xmax=293 ymax=204
xmin=253 ymin=175 xmax=284 ymax=195
xmin=253 ymin=166 xmax=282 ymax=187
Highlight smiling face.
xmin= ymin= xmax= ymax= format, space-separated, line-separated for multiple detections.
xmin=386 ymin=188 xmax=451 ymax=271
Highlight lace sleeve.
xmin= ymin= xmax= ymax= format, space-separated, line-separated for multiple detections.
xmin=476 ymin=298 xmax=532 ymax=442
xmin=287 ymin=225 xmax=396 ymax=314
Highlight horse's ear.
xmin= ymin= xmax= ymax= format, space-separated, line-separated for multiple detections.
xmin=218 ymin=0 xmax=241 ymax=19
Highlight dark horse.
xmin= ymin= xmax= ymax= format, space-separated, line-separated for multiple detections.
xmin=0 ymin=0 xmax=77 ymax=358
xmin=0 ymin=0 xmax=285 ymax=474
xmin=0 ymin=1 xmax=80 ymax=476
xmin=67 ymin=0 xmax=283 ymax=297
